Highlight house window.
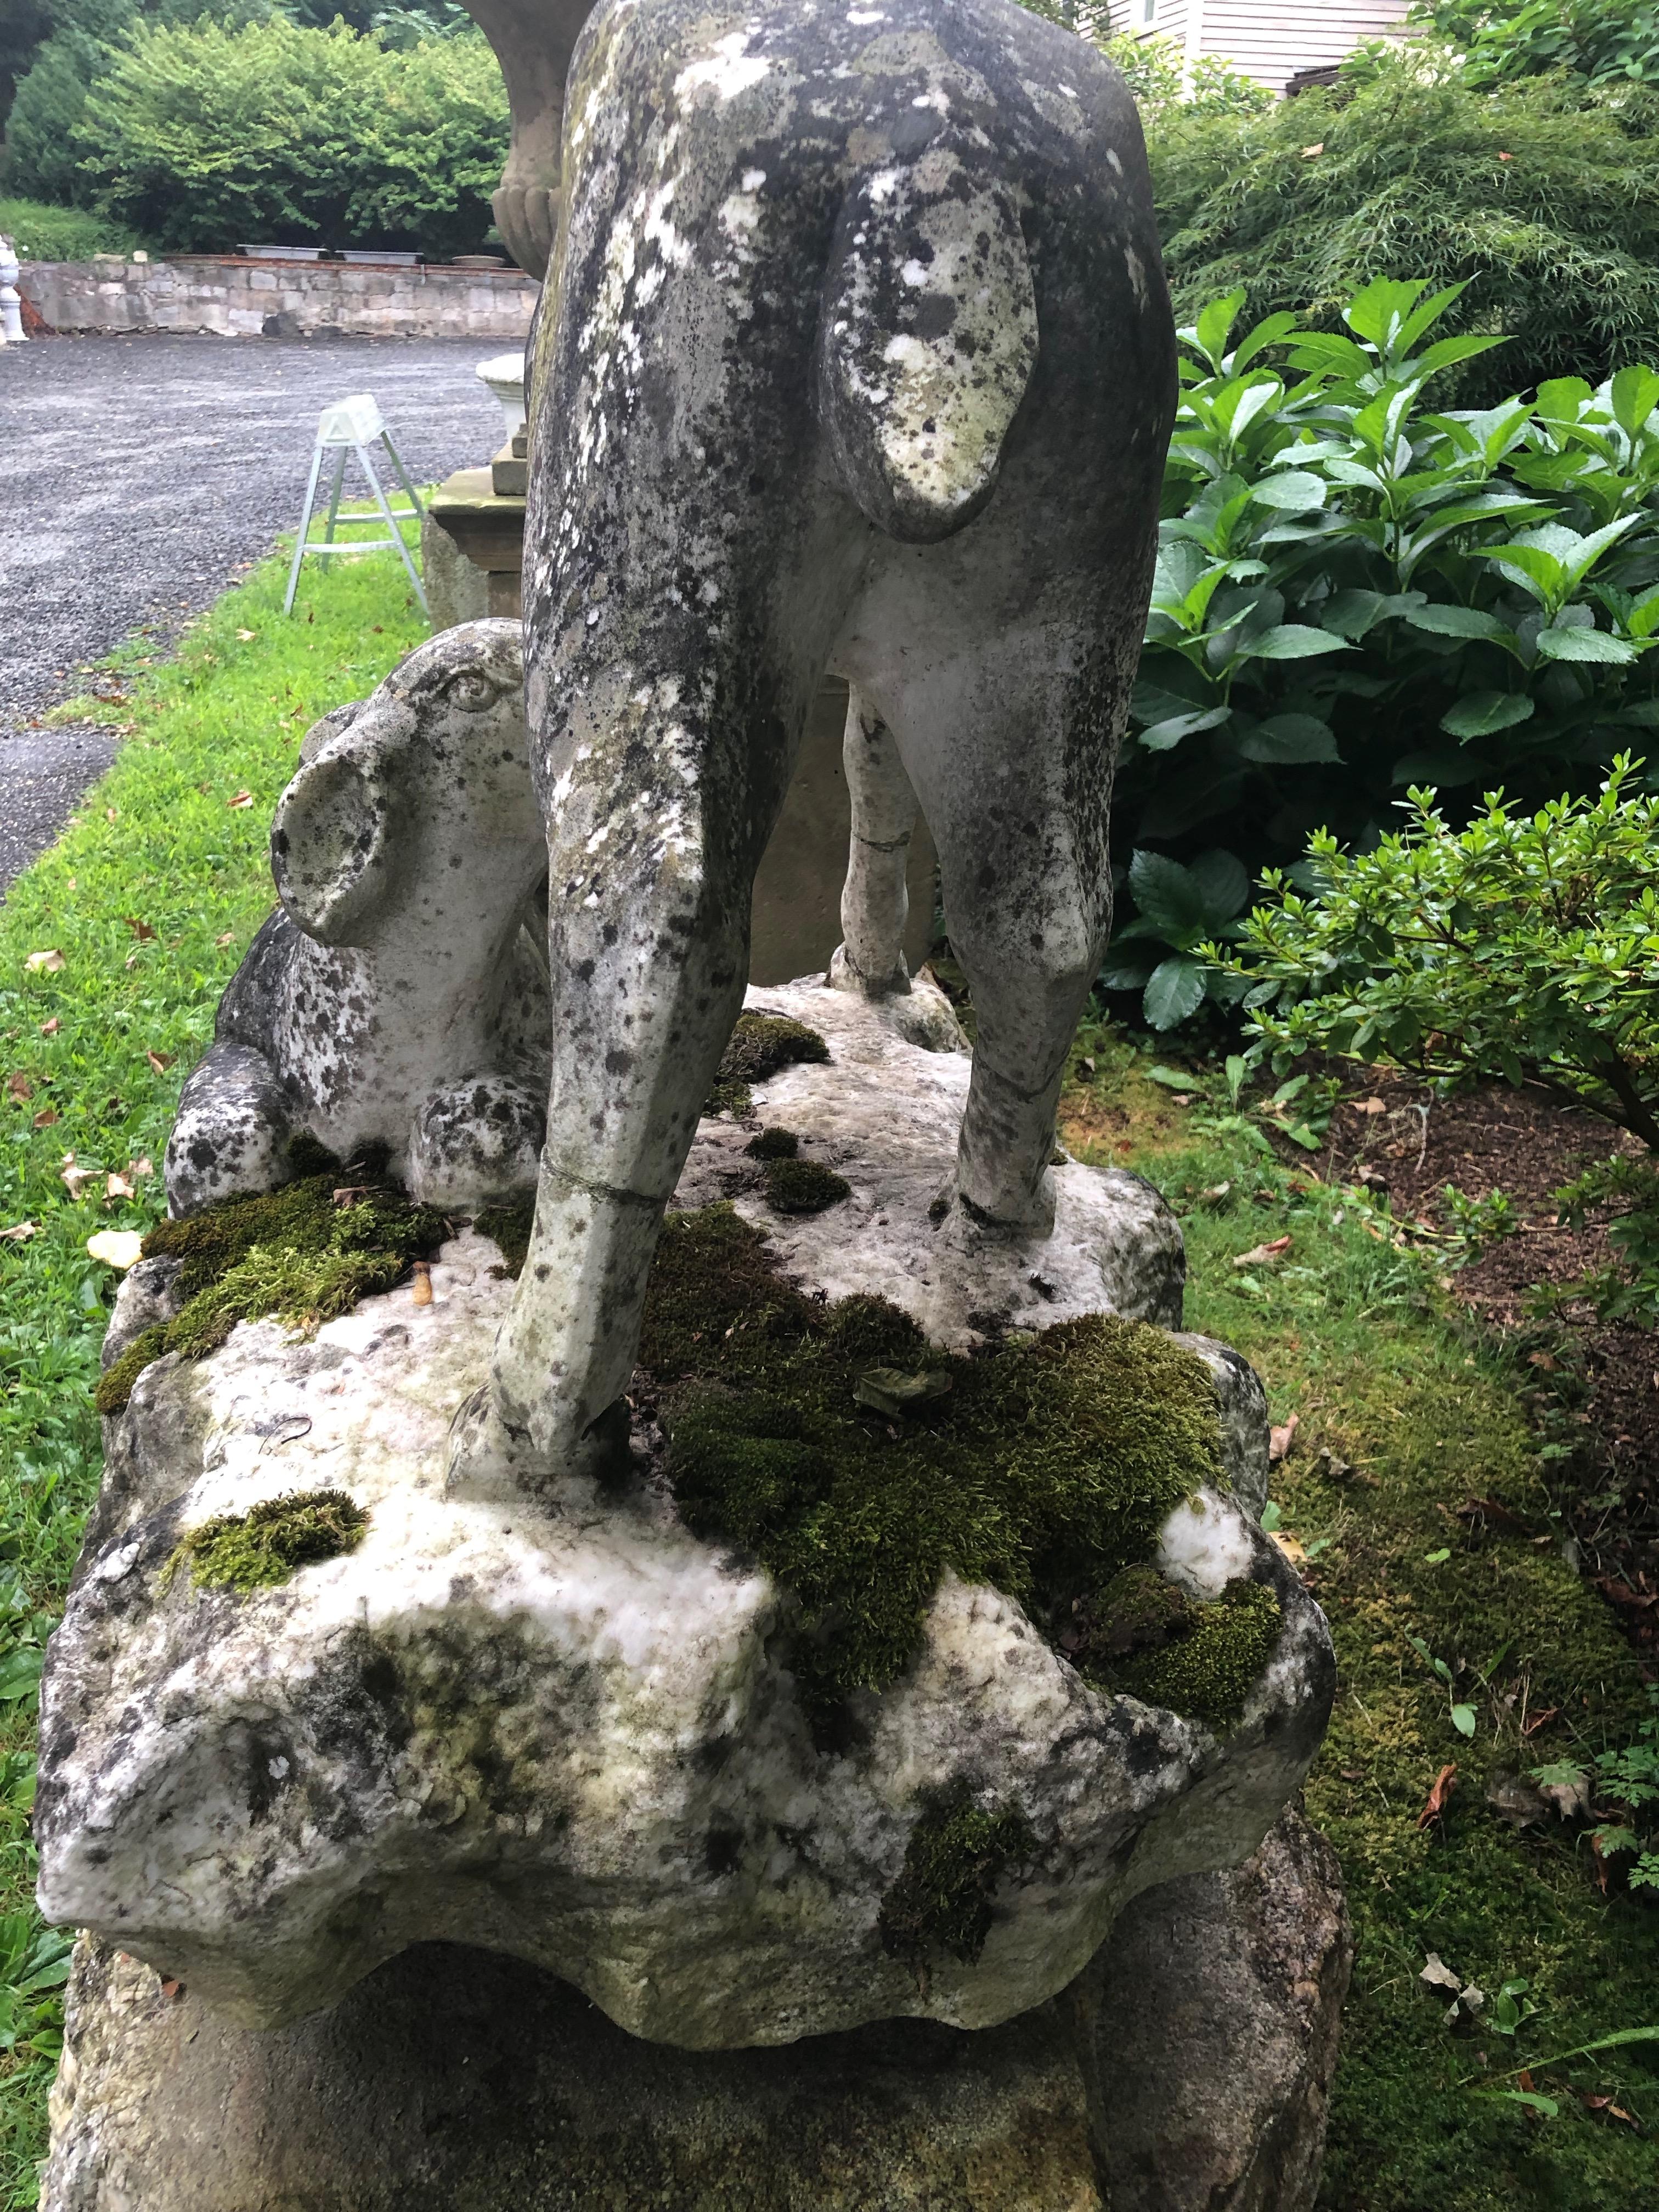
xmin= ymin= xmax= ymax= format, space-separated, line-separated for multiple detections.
xmin=1141 ymin=0 xmax=1156 ymax=21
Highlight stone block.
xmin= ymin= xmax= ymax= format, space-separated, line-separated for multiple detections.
xmin=249 ymin=270 xmax=278 ymax=291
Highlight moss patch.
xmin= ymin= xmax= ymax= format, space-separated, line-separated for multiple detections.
xmin=761 ymin=1158 xmax=850 ymax=1215
xmin=1088 ymin=1575 xmax=1282 ymax=1724
xmin=706 ymin=1015 xmax=830 ymax=1118
xmin=474 ymin=1197 xmax=535 ymax=1280
xmin=745 ymin=1126 xmax=800 ymax=1160
xmin=95 ymin=1173 xmax=448 ymax=1413
xmin=1056 ymin=1041 xmax=1659 ymax=2209
xmin=165 ymin=1488 xmax=367 ymax=1593
xmin=639 ymin=1205 xmax=1231 ymax=1720
xmin=878 ymin=1784 xmax=1039 ymax=1990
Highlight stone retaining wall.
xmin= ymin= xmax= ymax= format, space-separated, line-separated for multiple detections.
xmin=17 ymin=255 xmax=538 ymax=340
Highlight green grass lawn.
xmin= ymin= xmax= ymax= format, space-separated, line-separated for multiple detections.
xmin=2 ymin=541 xmax=1656 ymax=2208
xmin=0 ymin=535 xmax=426 ymax=2201
xmin=1059 ymin=1028 xmax=1659 ymax=2211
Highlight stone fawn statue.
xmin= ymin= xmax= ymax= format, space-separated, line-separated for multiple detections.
xmin=165 ymin=620 xmax=551 ymax=1215
xmin=458 ymin=0 xmax=1178 ymax=1489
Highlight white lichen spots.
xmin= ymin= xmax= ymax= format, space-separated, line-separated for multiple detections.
xmin=698 ymin=578 xmax=721 ymax=605
xmin=846 ymin=7 xmax=887 ymax=20
xmin=584 ymin=824 xmax=611 ymax=855
xmin=899 ymin=258 xmax=930 ymax=289
xmin=911 ymin=89 xmax=949 ymax=112
xmin=673 ymin=31 xmax=772 ymax=104
xmin=1124 ymin=244 xmax=1147 ymax=307
xmin=866 ymin=167 xmax=902 ymax=205
xmin=1058 ymin=83 xmax=1078 ymax=98
xmin=1106 ymin=148 xmax=1123 ymax=176
xmin=1156 ymin=1489 xmax=1257 ymax=1600
xmin=741 ymin=167 xmax=766 ymax=191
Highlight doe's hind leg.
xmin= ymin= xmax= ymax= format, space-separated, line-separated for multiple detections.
xmin=829 ymin=687 xmax=919 ymax=998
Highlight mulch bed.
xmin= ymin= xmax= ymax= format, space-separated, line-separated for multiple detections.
xmin=1315 ymin=1070 xmax=1658 ymax=1662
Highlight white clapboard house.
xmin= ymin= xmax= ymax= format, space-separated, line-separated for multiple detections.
xmin=1126 ymin=0 xmax=1412 ymax=96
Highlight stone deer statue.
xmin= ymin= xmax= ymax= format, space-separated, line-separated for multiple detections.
xmin=453 ymin=0 xmax=1177 ymax=1491
xmin=166 ymin=622 xmax=551 ymax=1215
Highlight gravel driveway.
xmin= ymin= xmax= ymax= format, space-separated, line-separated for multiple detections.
xmin=0 ymin=331 xmax=509 ymax=891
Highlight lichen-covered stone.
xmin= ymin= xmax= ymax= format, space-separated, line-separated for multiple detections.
xmin=38 ymin=1212 xmax=1332 ymax=2045
xmin=37 ymin=1807 xmax=1348 ymax=2212
xmin=481 ymin=0 xmax=1178 ymax=1483
xmin=165 ymin=621 xmax=550 ymax=1216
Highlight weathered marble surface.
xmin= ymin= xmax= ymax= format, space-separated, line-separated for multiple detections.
xmin=478 ymin=0 xmax=1178 ymax=1485
xmin=37 ymin=1808 xmax=1347 ymax=2212
xmin=37 ymin=1192 xmax=1331 ymax=2039
xmin=165 ymin=622 xmax=551 ymax=1215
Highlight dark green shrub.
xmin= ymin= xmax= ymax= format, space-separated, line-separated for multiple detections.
xmin=1103 ymin=279 xmax=1659 ymax=1024
xmin=1147 ymin=45 xmax=1659 ymax=408
xmin=1222 ymin=763 xmax=1659 ymax=1319
xmin=0 ymin=193 xmax=141 ymax=258
xmin=1416 ymin=0 xmax=1659 ymax=89
xmin=70 ymin=15 xmax=506 ymax=256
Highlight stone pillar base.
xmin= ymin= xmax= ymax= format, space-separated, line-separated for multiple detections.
xmin=41 ymin=1810 xmax=1350 ymax=2212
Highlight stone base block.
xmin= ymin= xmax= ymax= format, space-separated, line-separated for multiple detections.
xmin=42 ymin=1809 xmax=1350 ymax=2212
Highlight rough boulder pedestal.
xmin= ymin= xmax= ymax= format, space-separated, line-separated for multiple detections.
xmin=40 ymin=1807 xmax=1350 ymax=2212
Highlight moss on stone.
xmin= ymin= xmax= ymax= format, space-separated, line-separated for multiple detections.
xmin=165 ymin=1487 xmax=368 ymax=1593
xmin=745 ymin=1126 xmax=800 ymax=1160
xmin=762 ymin=1158 xmax=850 ymax=1215
xmin=1087 ymin=1576 xmax=1282 ymax=1724
xmin=97 ymin=1174 xmax=448 ymax=1413
xmin=94 ymin=1325 xmax=171 ymax=1418
xmin=475 ymin=1197 xmax=536 ymax=1280
xmin=878 ymin=1783 xmax=1039 ymax=1988
xmin=638 ymin=1205 xmax=1228 ymax=1719
xmin=706 ymin=1015 xmax=830 ymax=1118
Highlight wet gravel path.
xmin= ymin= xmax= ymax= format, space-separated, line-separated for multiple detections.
xmin=0 ymin=331 xmax=507 ymax=891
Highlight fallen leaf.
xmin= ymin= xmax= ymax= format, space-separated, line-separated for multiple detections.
xmin=60 ymin=1155 xmax=99 ymax=1199
xmin=1356 ymin=1096 xmax=1387 ymax=1115
xmin=235 ymin=628 xmax=256 ymax=641
xmin=1301 ymin=140 xmax=1324 ymax=156
xmin=25 ymin=949 xmax=64 ymax=973
xmin=145 ymin=1049 xmax=173 ymax=1075
xmin=1498 ymin=150 xmax=1513 ymax=161
xmin=1486 ymin=1771 xmax=1547 ymax=1830
xmin=1233 ymin=1235 xmax=1293 ymax=1268
xmin=1077 ymin=1055 xmax=1096 ymax=1077
xmin=105 ymin=1171 xmax=136 ymax=1202
xmin=1420 ymin=1951 xmax=1462 ymax=1991
xmin=227 ymin=790 xmax=255 ymax=809
xmin=0 ymin=1222 xmax=39 ymax=1244
xmin=1273 ymin=1531 xmax=1308 ymax=1565
xmin=855 ymin=1366 xmax=955 ymax=1418
xmin=32 ymin=1108 xmax=58 ymax=1128
xmin=411 ymin=1260 xmax=433 ymax=1307
xmin=1339 ymin=1767 xmax=1365 ymax=1782
xmin=159 ymin=1978 xmax=183 ymax=2000
xmin=1200 ymin=1180 xmax=1232 ymax=1204
xmin=1527 ymin=1350 xmax=1559 ymax=1371
xmin=1269 ymin=1411 xmax=1300 ymax=1463
xmin=124 ymin=953 xmax=138 ymax=970
xmin=1521 ymin=1706 xmax=1559 ymax=1739
xmin=1417 ymin=1764 xmax=1459 ymax=1829
xmin=215 ymin=930 xmax=235 ymax=947
xmin=1457 ymin=1494 xmax=1532 ymax=1534
xmin=39 ymin=1017 xmax=59 ymax=1037
xmin=87 ymin=1229 xmax=144 ymax=1269
xmin=123 ymin=916 xmax=156 ymax=942
xmin=131 ymin=1156 xmax=154 ymax=1178
xmin=5 ymin=1072 xmax=32 ymax=1103
xmin=1597 ymin=1576 xmax=1657 ymax=1614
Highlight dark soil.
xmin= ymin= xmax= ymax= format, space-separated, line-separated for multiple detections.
xmin=1318 ymin=1071 xmax=1658 ymax=1660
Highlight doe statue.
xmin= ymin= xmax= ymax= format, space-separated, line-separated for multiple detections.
xmin=467 ymin=0 xmax=1179 ymax=1491
xmin=165 ymin=622 xmax=551 ymax=1216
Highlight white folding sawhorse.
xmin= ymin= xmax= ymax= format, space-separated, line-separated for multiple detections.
xmin=284 ymin=393 xmax=429 ymax=618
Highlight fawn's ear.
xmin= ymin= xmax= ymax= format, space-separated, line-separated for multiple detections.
xmin=818 ymin=156 xmax=1038 ymax=544
xmin=270 ymin=741 xmax=394 ymax=947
